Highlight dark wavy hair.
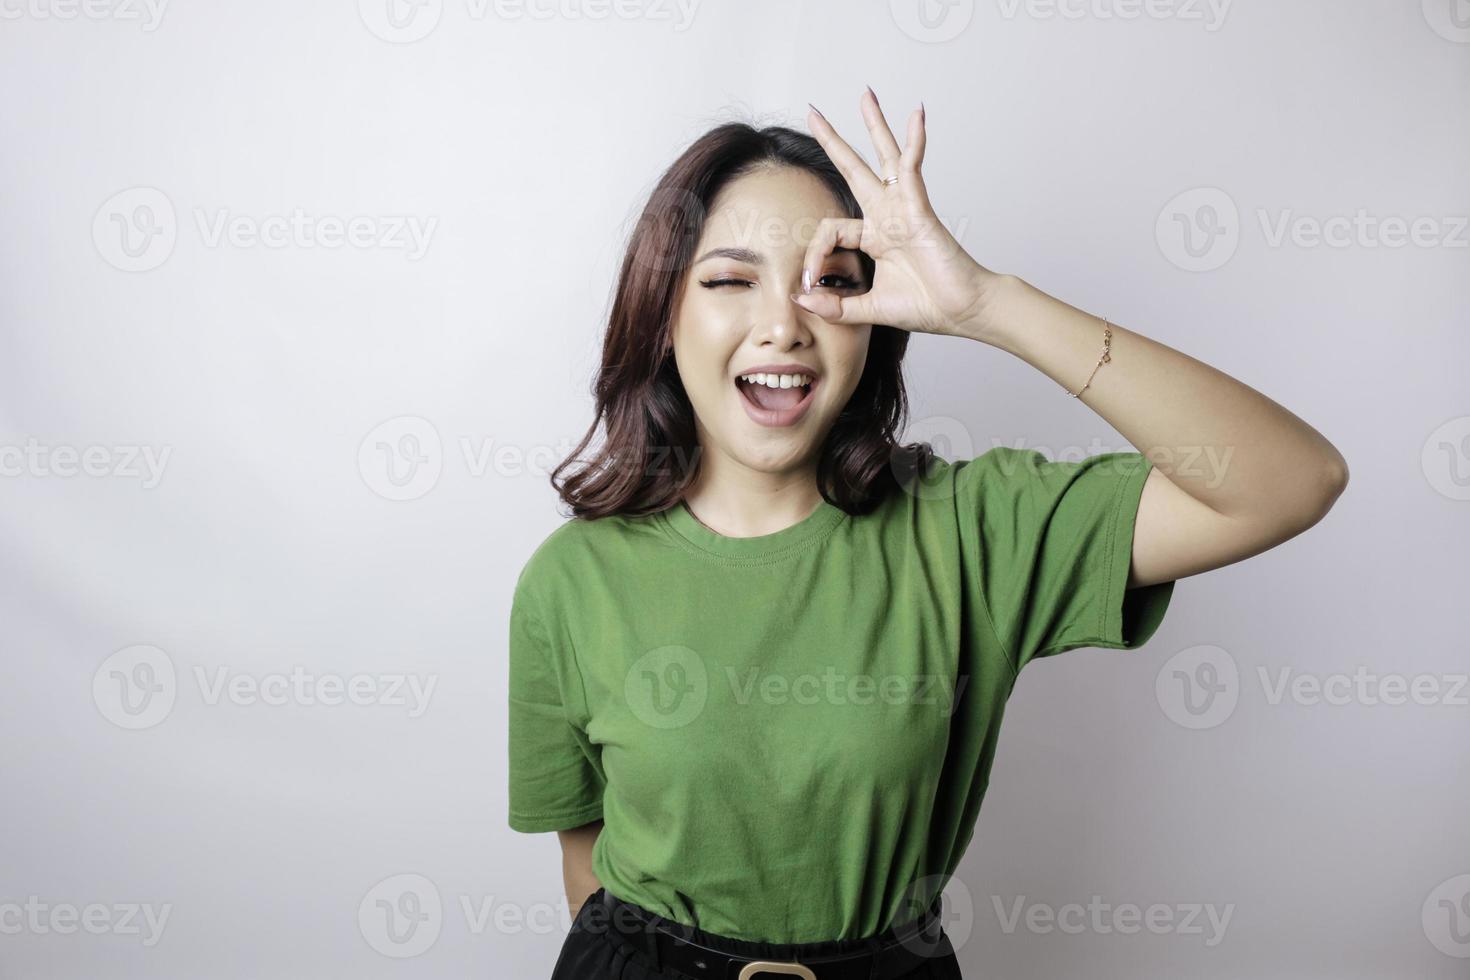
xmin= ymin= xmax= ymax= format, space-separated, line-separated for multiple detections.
xmin=551 ymin=119 xmax=935 ymax=520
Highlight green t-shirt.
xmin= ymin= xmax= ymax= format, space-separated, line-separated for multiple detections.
xmin=507 ymin=446 xmax=1175 ymax=943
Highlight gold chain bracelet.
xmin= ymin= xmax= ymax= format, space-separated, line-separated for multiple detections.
xmin=1061 ymin=317 xmax=1112 ymax=398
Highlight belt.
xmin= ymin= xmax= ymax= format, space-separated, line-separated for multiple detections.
xmin=595 ymin=888 xmax=951 ymax=980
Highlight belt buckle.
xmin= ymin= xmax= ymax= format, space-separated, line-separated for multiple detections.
xmin=736 ymin=962 xmax=817 ymax=980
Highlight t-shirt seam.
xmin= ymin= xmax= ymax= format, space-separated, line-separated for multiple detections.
xmin=975 ymin=582 xmax=1021 ymax=686
xmin=1032 ymin=453 xmax=1141 ymax=658
xmin=653 ymin=507 xmax=848 ymax=565
xmin=1099 ymin=455 xmax=1131 ymax=641
xmin=957 ymin=453 xmax=1022 ymax=685
xmin=510 ymin=801 xmax=604 ymax=821
xmin=524 ymin=587 xmax=594 ymax=730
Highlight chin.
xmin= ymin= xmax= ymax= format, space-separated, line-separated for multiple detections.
xmin=724 ymin=425 xmax=825 ymax=471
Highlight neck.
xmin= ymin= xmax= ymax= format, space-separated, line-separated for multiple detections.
xmin=680 ymin=451 xmax=824 ymax=539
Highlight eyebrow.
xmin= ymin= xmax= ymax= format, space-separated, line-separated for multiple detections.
xmin=693 ymin=245 xmax=864 ymax=266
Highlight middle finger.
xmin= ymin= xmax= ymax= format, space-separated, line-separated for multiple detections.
xmin=860 ymin=86 xmax=904 ymax=179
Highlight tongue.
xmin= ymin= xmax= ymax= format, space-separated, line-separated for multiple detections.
xmin=744 ymin=382 xmax=805 ymax=412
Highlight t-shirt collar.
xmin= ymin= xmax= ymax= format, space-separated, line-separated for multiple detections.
xmin=656 ymin=494 xmax=847 ymax=562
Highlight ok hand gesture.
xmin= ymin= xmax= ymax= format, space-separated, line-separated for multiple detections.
xmin=794 ymin=89 xmax=1000 ymax=340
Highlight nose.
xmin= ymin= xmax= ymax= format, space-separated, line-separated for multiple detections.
xmin=751 ymin=286 xmax=814 ymax=348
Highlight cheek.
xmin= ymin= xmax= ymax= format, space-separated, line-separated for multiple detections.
xmin=824 ymin=330 xmax=871 ymax=394
xmin=671 ymin=317 xmax=739 ymax=401
xmin=680 ymin=303 xmax=748 ymax=361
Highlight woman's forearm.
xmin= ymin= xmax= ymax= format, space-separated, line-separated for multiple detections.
xmin=960 ymin=273 xmax=1350 ymax=534
xmin=557 ymin=821 xmax=604 ymax=917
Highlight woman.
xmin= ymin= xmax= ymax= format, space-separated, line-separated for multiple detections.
xmin=508 ymin=88 xmax=1348 ymax=979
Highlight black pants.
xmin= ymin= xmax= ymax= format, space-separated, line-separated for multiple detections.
xmin=550 ymin=887 xmax=963 ymax=980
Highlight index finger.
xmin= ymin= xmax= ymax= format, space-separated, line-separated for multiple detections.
xmin=807 ymin=104 xmax=881 ymax=201
xmin=799 ymin=217 xmax=866 ymax=296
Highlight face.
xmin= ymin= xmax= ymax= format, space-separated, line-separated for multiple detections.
xmin=669 ymin=165 xmax=872 ymax=484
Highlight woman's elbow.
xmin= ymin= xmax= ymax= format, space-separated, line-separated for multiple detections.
xmin=1296 ymin=452 xmax=1350 ymax=530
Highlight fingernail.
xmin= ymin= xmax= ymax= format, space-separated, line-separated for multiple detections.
xmin=866 ymin=85 xmax=878 ymax=107
xmin=808 ymin=102 xmax=824 ymax=119
xmin=801 ymin=268 xmax=812 ymax=293
xmin=920 ymin=101 xmax=925 ymax=123
xmin=791 ymin=292 xmax=812 ymax=309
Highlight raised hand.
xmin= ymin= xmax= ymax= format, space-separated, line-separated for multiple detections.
xmin=794 ymin=88 xmax=999 ymax=339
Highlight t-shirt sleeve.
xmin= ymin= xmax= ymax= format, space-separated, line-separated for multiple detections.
xmin=955 ymin=446 xmax=1176 ymax=674
xmin=507 ymin=582 xmax=606 ymax=833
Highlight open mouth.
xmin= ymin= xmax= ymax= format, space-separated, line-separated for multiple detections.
xmin=735 ymin=376 xmax=816 ymax=413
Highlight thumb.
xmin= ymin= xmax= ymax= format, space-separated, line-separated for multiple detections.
xmin=790 ymin=291 xmax=877 ymax=326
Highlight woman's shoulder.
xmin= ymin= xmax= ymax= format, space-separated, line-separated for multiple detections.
xmin=512 ymin=507 xmax=668 ymax=600
xmin=884 ymin=445 xmax=1031 ymax=503
xmin=917 ymin=444 xmax=1146 ymax=493
xmin=880 ymin=444 xmax=1149 ymax=525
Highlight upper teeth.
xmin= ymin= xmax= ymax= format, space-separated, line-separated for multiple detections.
xmin=739 ymin=373 xmax=811 ymax=388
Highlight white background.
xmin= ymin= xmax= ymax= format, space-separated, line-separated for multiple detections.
xmin=1 ymin=1 xmax=1467 ymax=977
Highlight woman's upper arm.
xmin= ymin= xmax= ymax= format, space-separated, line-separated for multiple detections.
xmin=1130 ymin=465 xmax=1320 ymax=588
